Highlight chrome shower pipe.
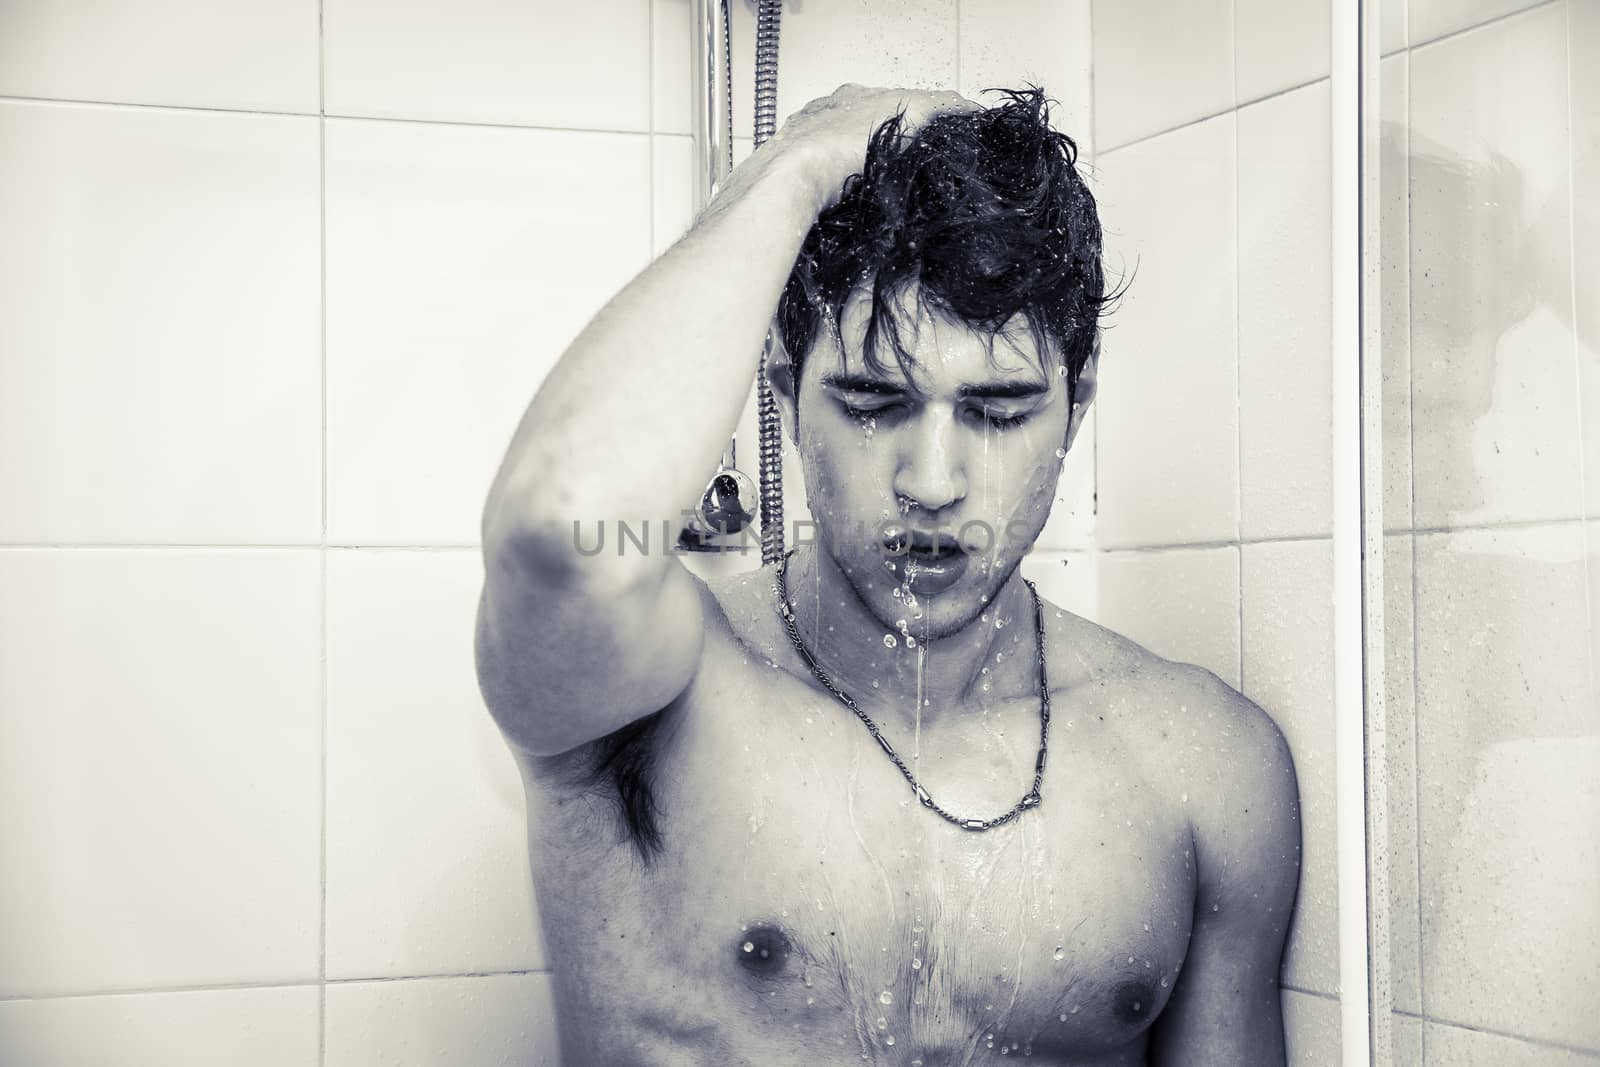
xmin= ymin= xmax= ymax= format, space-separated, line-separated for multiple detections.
xmin=689 ymin=0 xmax=734 ymax=213
xmin=689 ymin=0 xmax=787 ymax=563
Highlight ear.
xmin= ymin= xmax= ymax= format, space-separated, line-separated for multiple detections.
xmin=766 ymin=333 xmax=801 ymax=446
xmin=1063 ymin=343 xmax=1098 ymax=452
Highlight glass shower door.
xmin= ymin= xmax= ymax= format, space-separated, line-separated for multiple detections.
xmin=1370 ymin=1 xmax=1600 ymax=1062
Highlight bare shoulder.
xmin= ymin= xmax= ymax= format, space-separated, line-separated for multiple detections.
xmin=1038 ymin=597 xmax=1300 ymax=868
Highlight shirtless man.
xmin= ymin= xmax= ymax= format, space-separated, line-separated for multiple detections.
xmin=475 ymin=85 xmax=1302 ymax=1066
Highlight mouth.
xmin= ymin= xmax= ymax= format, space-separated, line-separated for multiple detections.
xmin=882 ymin=527 xmax=965 ymax=562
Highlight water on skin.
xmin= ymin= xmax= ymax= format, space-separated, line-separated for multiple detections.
xmin=799 ymin=331 xmax=1097 ymax=1062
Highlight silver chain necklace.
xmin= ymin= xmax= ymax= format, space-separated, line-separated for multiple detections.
xmin=774 ymin=548 xmax=1052 ymax=831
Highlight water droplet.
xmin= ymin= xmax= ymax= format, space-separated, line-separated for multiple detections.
xmin=1055 ymin=447 xmax=1067 ymax=459
xmin=742 ymin=941 xmax=754 ymax=953
xmin=1053 ymin=946 xmax=1065 ymax=961
xmin=1058 ymin=1012 xmax=1068 ymax=1022
xmin=876 ymin=1016 xmax=888 ymax=1030
xmin=1160 ymin=976 xmax=1170 ymax=988
xmin=886 ymin=1036 xmax=896 ymax=1046
xmin=879 ymin=990 xmax=893 ymax=1005
xmin=884 ymin=634 xmax=898 ymax=648
xmin=911 ymin=957 xmax=922 ymax=970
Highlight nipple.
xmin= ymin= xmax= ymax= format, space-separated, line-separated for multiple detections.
xmin=735 ymin=923 xmax=793 ymax=977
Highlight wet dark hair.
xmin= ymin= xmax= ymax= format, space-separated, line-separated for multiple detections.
xmin=776 ymin=86 xmax=1117 ymax=405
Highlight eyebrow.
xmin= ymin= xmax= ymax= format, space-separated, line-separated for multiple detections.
xmin=820 ymin=373 xmax=1049 ymax=401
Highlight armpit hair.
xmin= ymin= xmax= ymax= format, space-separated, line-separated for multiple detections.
xmin=577 ymin=708 xmax=674 ymax=866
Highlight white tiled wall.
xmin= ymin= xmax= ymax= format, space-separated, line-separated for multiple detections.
xmin=1089 ymin=4 xmax=1341 ymax=1053
xmin=0 ymin=2 xmax=1095 ymax=1064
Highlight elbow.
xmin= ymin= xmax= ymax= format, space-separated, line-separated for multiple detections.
xmin=481 ymin=492 xmax=669 ymax=604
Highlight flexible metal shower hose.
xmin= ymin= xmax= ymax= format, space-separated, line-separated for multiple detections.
xmin=751 ymin=0 xmax=785 ymax=564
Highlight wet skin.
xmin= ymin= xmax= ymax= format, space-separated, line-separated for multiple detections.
xmin=507 ymin=298 xmax=1300 ymax=1065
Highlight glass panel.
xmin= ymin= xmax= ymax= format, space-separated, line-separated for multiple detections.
xmin=1373 ymin=1 xmax=1600 ymax=1061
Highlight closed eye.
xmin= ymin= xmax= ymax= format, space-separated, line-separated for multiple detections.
xmin=841 ymin=402 xmax=906 ymax=420
xmin=968 ymin=407 xmax=1031 ymax=431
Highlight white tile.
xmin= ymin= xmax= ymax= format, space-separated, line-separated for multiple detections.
xmin=653 ymin=0 xmax=960 ymax=139
xmin=1282 ymin=988 xmax=1341 ymax=1064
xmin=1094 ymin=545 xmax=1240 ymax=687
xmin=1037 ymin=405 xmax=1097 ymax=551
xmin=1093 ymin=116 xmax=1239 ymax=548
xmin=1408 ymin=4 xmax=1583 ymax=528
xmin=1235 ymin=0 xmax=1330 ymax=104
xmin=1414 ymin=524 xmax=1600 ymax=1049
xmin=1091 ymin=0 xmax=1233 ymax=150
xmin=326 ymin=549 xmax=544 ymax=979
xmin=324 ymin=973 xmax=561 ymax=1067
xmin=1381 ymin=53 xmax=1413 ymax=531
xmin=1424 ymin=1021 xmax=1600 ymax=1065
xmin=652 ymin=134 xmax=695 ymax=258
xmin=1575 ymin=0 xmax=1600 ymax=520
xmin=959 ymin=0 xmax=1093 ymax=144
xmin=1393 ymin=1012 xmax=1424 ymax=1064
xmin=325 ymin=119 xmax=650 ymax=545
xmin=1381 ymin=0 xmax=1409 ymax=56
xmin=1383 ymin=534 xmax=1422 ymax=1015
xmin=0 ymin=1 xmax=319 ymax=113
xmin=0 ymin=101 xmax=322 ymax=544
xmin=1408 ymin=0 xmax=1550 ymax=48
xmin=0 ymin=985 xmax=319 ymax=1067
xmin=1241 ymin=540 xmax=1338 ymax=996
xmin=0 ymin=550 xmax=322 ymax=995
xmin=324 ymin=0 xmax=650 ymax=132
xmin=1020 ymin=550 xmax=1099 ymax=621
xmin=1238 ymin=83 xmax=1333 ymax=540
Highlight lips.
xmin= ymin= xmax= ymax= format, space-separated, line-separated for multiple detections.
xmin=881 ymin=526 xmax=969 ymax=593
xmin=906 ymin=533 xmax=962 ymax=560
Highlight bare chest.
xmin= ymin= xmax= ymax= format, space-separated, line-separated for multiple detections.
xmin=527 ymin=645 xmax=1197 ymax=1064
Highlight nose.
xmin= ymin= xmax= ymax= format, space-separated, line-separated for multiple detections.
xmin=891 ymin=408 xmax=967 ymax=513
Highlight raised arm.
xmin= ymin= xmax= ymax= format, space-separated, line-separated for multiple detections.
xmin=476 ymin=86 xmax=978 ymax=757
xmin=1148 ymin=670 xmax=1303 ymax=1065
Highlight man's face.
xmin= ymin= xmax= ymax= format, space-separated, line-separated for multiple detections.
xmin=780 ymin=286 xmax=1089 ymax=640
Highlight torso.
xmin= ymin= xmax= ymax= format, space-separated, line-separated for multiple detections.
xmin=514 ymin=562 xmax=1214 ymax=1066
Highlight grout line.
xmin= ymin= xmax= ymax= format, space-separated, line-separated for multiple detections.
xmin=0 ymin=93 xmax=321 ymax=117
xmin=954 ymin=0 xmax=962 ymax=94
xmin=1098 ymin=75 xmax=1322 ymax=158
xmin=0 ymin=970 xmax=556 ymax=1004
xmin=324 ymin=969 xmax=554 ymax=985
xmin=1406 ymin=0 xmax=1561 ymax=54
xmin=0 ymin=93 xmax=653 ymax=138
xmin=1563 ymin=0 xmax=1597 ymax=708
xmin=0 ymin=518 xmax=1588 ymax=555
xmin=1230 ymin=0 xmax=1244 ymax=696
xmin=0 ymin=543 xmax=485 ymax=551
xmin=647 ymin=0 xmax=657 ymax=257
xmin=1398 ymin=1011 xmax=1600 ymax=1058
xmin=1282 ymin=984 xmax=1340 ymax=1002
xmin=1406 ymin=515 xmax=1590 ymax=538
xmin=1403 ymin=42 xmax=1427 ymax=1063
xmin=317 ymin=2 xmax=329 ymax=1063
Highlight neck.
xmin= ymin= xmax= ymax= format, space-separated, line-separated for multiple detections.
xmin=775 ymin=543 xmax=1040 ymax=731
